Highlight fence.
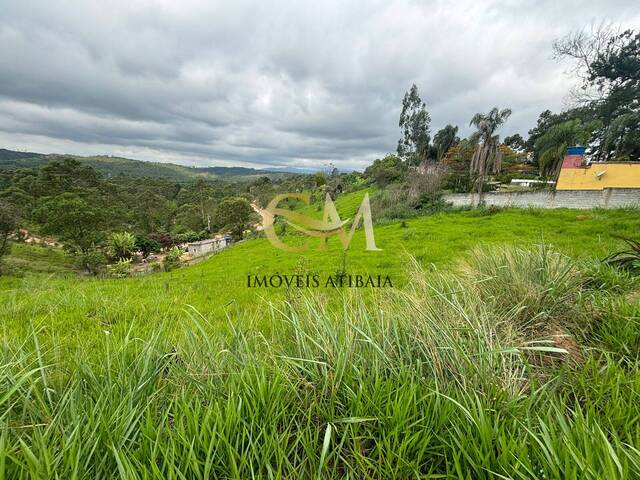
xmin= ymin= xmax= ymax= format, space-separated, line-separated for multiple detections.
xmin=443 ymin=188 xmax=640 ymax=209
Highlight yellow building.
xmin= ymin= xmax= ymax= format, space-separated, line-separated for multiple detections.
xmin=556 ymin=162 xmax=640 ymax=190
xmin=555 ymin=148 xmax=640 ymax=190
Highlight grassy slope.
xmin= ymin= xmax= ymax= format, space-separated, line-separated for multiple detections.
xmin=1 ymin=191 xmax=639 ymax=349
xmin=2 ymin=243 xmax=74 ymax=274
xmin=2 ymin=195 xmax=640 ymax=478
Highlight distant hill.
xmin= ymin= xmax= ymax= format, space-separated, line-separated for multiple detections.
xmin=0 ymin=148 xmax=44 ymax=162
xmin=0 ymin=148 xmax=296 ymax=182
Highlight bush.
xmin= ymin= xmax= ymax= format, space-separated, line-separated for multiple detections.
xmin=147 ymin=232 xmax=175 ymax=250
xmin=107 ymin=232 xmax=136 ymax=260
xmin=135 ymin=236 xmax=161 ymax=257
xmin=460 ymin=244 xmax=584 ymax=335
xmin=107 ymin=258 xmax=132 ymax=278
xmin=604 ymin=237 xmax=640 ymax=273
xmin=364 ymin=154 xmax=408 ymax=187
xmin=370 ymin=186 xmax=451 ymax=222
xmin=163 ymin=246 xmax=184 ymax=271
xmin=75 ymin=249 xmax=108 ymax=275
xmin=413 ymin=194 xmax=450 ymax=214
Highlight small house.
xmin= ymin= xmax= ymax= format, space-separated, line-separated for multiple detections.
xmin=186 ymin=237 xmax=228 ymax=257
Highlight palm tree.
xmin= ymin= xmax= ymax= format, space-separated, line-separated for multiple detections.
xmin=469 ymin=108 xmax=512 ymax=204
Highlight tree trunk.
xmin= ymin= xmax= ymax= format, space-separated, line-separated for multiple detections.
xmin=476 ymin=172 xmax=485 ymax=206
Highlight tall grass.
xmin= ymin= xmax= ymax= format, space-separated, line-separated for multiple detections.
xmin=1 ymin=246 xmax=639 ymax=478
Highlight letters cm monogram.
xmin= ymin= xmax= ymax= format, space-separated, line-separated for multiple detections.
xmin=263 ymin=193 xmax=381 ymax=252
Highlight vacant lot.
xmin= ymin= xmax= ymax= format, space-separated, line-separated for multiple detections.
xmin=1 ymin=207 xmax=640 ymax=478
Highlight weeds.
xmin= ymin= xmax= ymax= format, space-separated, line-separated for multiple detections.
xmin=605 ymin=236 xmax=640 ymax=272
xmin=1 ymin=246 xmax=639 ymax=478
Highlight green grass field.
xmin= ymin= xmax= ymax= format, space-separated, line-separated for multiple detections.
xmin=1 ymin=200 xmax=640 ymax=478
xmin=2 ymin=204 xmax=639 ymax=348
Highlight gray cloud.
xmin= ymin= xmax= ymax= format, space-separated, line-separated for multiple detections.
xmin=0 ymin=0 xmax=638 ymax=171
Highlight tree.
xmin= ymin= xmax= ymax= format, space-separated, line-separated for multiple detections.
xmin=441 ymin=139 xmax=475 ymax=192
xmin=35 ymin=157 xmax=101 ymax=197
xmin=213 ymin=197 xmax=255 ymax=240
xmin=503 ymin=134 xmax=526 ymax=151
xmin=534 ymin=119 xmax=598 ymax=179
xmin=33 ymin=193 xmax=105 ymax=251
xmin=552 ymin=22 xmax=622 ymax=105
xmin=432 ymin=125 xmax=459 ymax=161
xmin=397 ymin=84 xmax=431 ymax=165
xmin=525 ymin=107 xmax=594 ymax=164
xmin=553 ymin=26 xmax=640 ymax=161
xmin=364 ymin=155 xmax=407 ymax=187
xmin=135 ymin=236 xmax=161 ymax=257
xmin=590 ymin=30 xmax=640 ymax=160
xmin=469 ymin=108 xmax=512 ymax=203
xmin=107 ymin=232 xmax=137 ymax=260
xmin=0 ymin=200 xmax=18 ymax=263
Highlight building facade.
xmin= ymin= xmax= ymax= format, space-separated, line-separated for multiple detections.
xmin=186 ymin=236 xmax=231 ymax=257
xmin=556 ymin=147 xmax=640 ymax=191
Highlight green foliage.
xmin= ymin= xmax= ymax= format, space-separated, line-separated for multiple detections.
xmin=0 ymin=199 xmax=18 ymax=262
xmin=107 ymin=231 xmax=136 ymax=260
xmin=108 ymin=258 xmax=132 ymax=278
xmin=135 ymin=236 xmax=161 ymax=257
xmin=163 ymin=246 xmax=184 ymax=271
xmin=534 ymin=119 xmax=598 ymax=177
xmin=548 ymin=28 xmax=640 ymax=161
xmin=75 ymin=248 xmax=108 ymax=275
xmin=604 ymin=237 xmax=640 ymax=272
xmin=213 ymin=197 xmax=255 ymax=240
xmin=600 ymin=112 xmax=640 ymax=161
xmin=33 ymin=193 xmax=106 ymax=252
xmin=503 ymin=133 xmax=526 ymax=150
xmin=397 ymin=84 xmax=431 ymax=164
xmin=432 ymin=124 xmax=459 ymax=160
xmin=363 ymin=154 xmax=407 ymax=187
xmin=173 ymin=230 xmax=202 ymax=244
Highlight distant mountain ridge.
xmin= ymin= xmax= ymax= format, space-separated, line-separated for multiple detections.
xmin=0 ymin=148 xmax=300 ymax=181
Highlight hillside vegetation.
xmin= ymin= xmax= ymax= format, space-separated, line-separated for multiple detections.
xmin=2 ymin=240 xmax=639 ymax=478
xmin=0 ymin=148 xmax=291 ymax=182
xmin=2 ymin=199 xmax=639 ymax=347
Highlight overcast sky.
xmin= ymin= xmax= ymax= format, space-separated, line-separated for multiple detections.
xmin=0 ymin=1 xmax=638 ymax=171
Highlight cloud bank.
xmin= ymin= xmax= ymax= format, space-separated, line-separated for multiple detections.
xmin=0 ymin=0 xmax=638 ymax=170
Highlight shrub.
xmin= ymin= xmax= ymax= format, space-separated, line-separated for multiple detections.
xmin=107 ymin=232 xmax=136 ymax=260
xmin=163 ymin=246 xmax=184 ymax=271
xmin=173 ymin=231 xmax=200 ymax=244
xmin=363 ymin=154 xmax=407 ymax=187
xmin=604 ymin=237 xmax=640 ymax=273
xmin=147 ymin=232 xmax=175 ymax=250
xmin=413 ymin=194 xmax=450 ymax=214
xmin=135 ymin=236 xmax=161 ymax=257
xmin=460 ymin=244 xmax=583 ymax=335
xmin=107 ymin=258 xmax=132 ymax=278
xmin=75 ymin=248 xmax=108 ymax=275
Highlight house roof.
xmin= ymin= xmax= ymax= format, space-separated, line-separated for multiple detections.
xmin=187 ymin=238 xmax=223 ymax=246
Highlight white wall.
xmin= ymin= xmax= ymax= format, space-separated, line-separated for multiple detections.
xmin=443 ymin=188 xmax=640 ymax=209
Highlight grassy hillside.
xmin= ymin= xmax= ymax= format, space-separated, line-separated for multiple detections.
xmin=0 ymin=148 xmax=292 ymax=182
xmin=2 ymin=243 xmax=74 ymax=274
xmin=2 ymin=198 xmax=638 ymax=348
xmin=2 ymin=226 xmax=639 ymax=477
xmin=2 ymin=193 xmax=640 ymax=478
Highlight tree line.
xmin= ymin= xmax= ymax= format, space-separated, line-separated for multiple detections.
xmin=366 ymin=25 xmax=639 ymax=203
